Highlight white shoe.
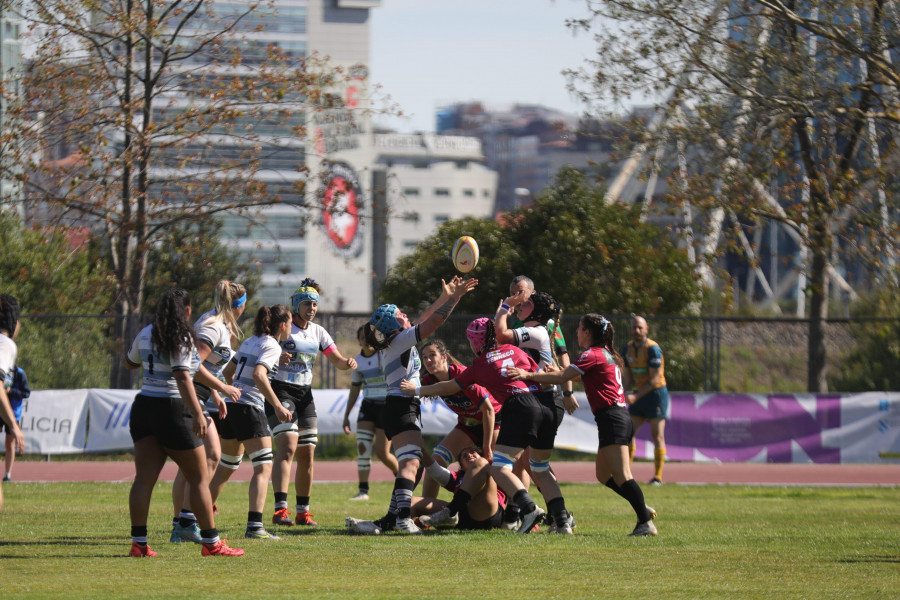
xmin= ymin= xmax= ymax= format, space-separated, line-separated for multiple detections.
xmin=418 ymin=507 xmax=459 ymax=528
xmin=517 ymin=507 xmax=545 ymax=534
xmin=345 ymin=517 xmax=381 ymax=535
xmin=548 ymin=512 xmax=575 ymax=534
xmin=349 ymin=491 xmax=370 ymax=501
xmin=393 ymin=518 xmax=422 ymax=534
xmin=646 ymin=505 xmax=657 ymax=520
xmin=628 ymin=519 xmax=658 ymax=537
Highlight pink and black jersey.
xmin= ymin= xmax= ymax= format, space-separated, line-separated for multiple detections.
xmin=446 ymin=468 xmax=507 ymax=509
xmin=572 ymin=346 xmax=626 ymax=412
xmin=423 ymin=364 xmax=501 ymax=426
xmin=454 ymin=344 xmax=541 ymax=405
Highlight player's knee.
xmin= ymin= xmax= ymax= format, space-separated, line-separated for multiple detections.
xmin=249 ymin=447 xmax=274 ymax=468
xmin=297 ymin=429 xmax=318 ymax=448
xmin=219 ymin=453 xmax=243 ymax=471
xmin=529 ymin=458 xmax=551 ymax=473
xmin=432 ymin=444 xmax=453 ymax=465
xmin=492 ymin=451 xmax=516 ymax=471
xmin=394 ymin=443 xmax=423 ymax=463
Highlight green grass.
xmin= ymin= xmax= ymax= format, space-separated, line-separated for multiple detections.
xmin=1 ymin=482 xmax=898 ymax=599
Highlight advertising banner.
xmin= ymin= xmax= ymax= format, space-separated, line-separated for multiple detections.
xmin=13 ymin=389 xmax=89 ymax=454
xmin=85 ymin=389 xmax=138 ymax=452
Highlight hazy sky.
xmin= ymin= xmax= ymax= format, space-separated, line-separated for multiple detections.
xmin=368 ymin=0 xmax=598 ymax=133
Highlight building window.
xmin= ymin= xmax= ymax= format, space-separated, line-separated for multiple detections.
xmin=403 ymin=240 xmax=418 ymax=248
xmin=402 ymin=211 xmax=419 ymax=222
xmin=434 ymin=214 xmax=449 ymax=224
xmin=483 ymin=189 xmax=491 ymax=198
xmin=463 ymin=189 xmax=475 ymax=197
xmin=403 ymin=188 xmax=420 ymax=196
xmin=434 ymin=188 xmax=450 ymax=196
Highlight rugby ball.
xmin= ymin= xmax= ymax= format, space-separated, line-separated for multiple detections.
xmin=451 ymin=236 xmax=479 ymax=273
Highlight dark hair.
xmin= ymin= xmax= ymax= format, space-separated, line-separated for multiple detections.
xmin=0 ymin=294 xmax=20 ymax=335
xmin=254 ymin=304 xmax=291 ymax=337
xmin=527 ymin=291 xmax=562 ymax=326
xmin=581 ymin=313 xmax=623 ymax=369
xmin=363 ymin=322 xmax=395 ymax=351
xmin=152 ymin=288 xmax=196 ymax=359
xmin=421 ymin=339 xmax=463 ymax=367
xmin=476 ymin=319 xmax=497 ymax=356
xmin=299 ymin=277 xmax=322 ymax=294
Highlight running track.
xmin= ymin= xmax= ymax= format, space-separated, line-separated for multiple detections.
xmin=9 ymin=460 xmax=900 ymax=486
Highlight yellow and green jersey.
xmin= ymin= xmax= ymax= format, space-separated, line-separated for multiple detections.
xmin=622 ymin=338 xmax=666 ymax=390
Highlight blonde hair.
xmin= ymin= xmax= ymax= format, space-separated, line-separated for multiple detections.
xmin=203 ymin=280 xmax=246 ymax=344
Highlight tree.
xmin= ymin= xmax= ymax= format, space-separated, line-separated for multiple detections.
xmin=142 ymin=217 xmax=262 ymax=314
xmin=379 ymin=167 xmax=702 ymax=316
xmin=0 ymin=211 xmax=113 ymax=388
xmin=2 ymin=0 xmax=358 ymax=387
xmin=568 ymin=1 xmax=900 ymax=391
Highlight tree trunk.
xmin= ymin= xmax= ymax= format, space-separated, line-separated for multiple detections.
xmin=807 ymin=234 xmax=829 ymax=393
xmin=109 ymin=297 xmax=138 ymax=389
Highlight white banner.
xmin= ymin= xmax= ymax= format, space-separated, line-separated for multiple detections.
xmin=7 ymin=390 xmax=89 ymax=454
xmin=5 ymin=390 xmax=898 ymax=463
xmin=85 ymin=389 xmax=138 ymax=452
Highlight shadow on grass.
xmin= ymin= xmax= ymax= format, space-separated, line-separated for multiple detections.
xmin=838 ymin=555 xmax=900 ymax=564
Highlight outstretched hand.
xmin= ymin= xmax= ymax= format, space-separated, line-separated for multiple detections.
xmin=399 ymin=379 xmax=417 ymax=396
xmin=506 ymin=367 xmax=527 ymax=381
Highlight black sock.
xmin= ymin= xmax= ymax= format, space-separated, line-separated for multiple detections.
xmin=359 ymin=483 xmax=369 ymax=494
xmin=274 ymin=492 xmax=288 ymax=504
xmin=200 ymin=528 xmax=218 ymax=541
xmin=178 ymin=508 xmax=195 ymax=527
xmin=513 ymin=489 xmax=536 ymax=515
xmin=619 ymin=479 xmax=652 ymax=522
xmin=605 ymin=477 xmax=625 ymax=496
xmin=503 ymin=500 xmax=521 ymax=522
xmin=131 ymin=525 xmax=148 ymax=539
xmin=247 ymin=511 xmax=263 ymax=525
xmin=446 ymin=489 xmax=472 ymax=516
xmin=296 ymin=495 xmax=310 ymax=507
xmin=547 ymin=496 xmax=568 ymax=524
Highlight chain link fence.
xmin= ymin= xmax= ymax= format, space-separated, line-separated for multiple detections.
xmin=16 ymin=313 xmax=900 ymax=393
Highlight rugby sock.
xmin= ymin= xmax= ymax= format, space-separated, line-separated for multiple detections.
xmin=247 ymin=511 xmax=264 ymax=531
xmin=200 ymin=528 xmax=220 ymax=545
xmin=274 ymin=492 xmax=288 ymax=510
xmin=131 ymin=525 xmax=149 ymax=544
xmin=619 ymin=479 xmax=652 ymax=522
xmin=547 ymin=496 xmax=569 ymax=525
xmin=393 ymin=477 xmax=416 ymax=520
xmin=178 ymin=509 xmax=197 ymax=527
xmin=296 ymin=496 xmax=311 ymax=514
xmin=359 ymin=482 xmax=370 ymax=494
xmin=512 ymin=489 xmax=537 ymax=515
xmin=503 ymin=499 xmax=521 ymax=523
xmin=446 ymin=489 xmax=472 ymax=516
xmin=654 ymin=447 xmax=666 ymax=480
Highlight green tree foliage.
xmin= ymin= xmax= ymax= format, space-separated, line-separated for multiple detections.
xmin=0 ymin=212 xmax=112 ymax=388
xmin=142 ymin=218 xmax=261 ymax=315
xmin=829 ymin=284 xmax=900 ymax=392
xmin=379 ymin=167 xmax=702 ymax=318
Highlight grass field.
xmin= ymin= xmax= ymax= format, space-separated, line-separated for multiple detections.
xmin=1 ymin=481 xmax=898 ymax=599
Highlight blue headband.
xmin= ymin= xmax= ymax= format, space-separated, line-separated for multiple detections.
xmin=370 ymin=304 xmax=401 ymax=335
xmin=291 ymin=287 xmax=320 ymax=312
xmin=231 ymin=293 xmax=247 ymax=309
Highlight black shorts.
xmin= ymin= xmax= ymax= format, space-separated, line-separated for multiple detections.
xmin=594 ymin=405 xmax=635 ymax=448
xmin=383 ymin=395 xmax=421 ymax=440
xmin=496 ymin=391 xmax=563 ymax=451
xmin=222 ymin=403 xmax=271 ymax=442
xmin=212 ymin=408 xmax=233 ymax=438
xmin=358 ymin=398 xmax=387 ymax=430
xmin=457 ymin=505 xmax=504 ymax=531
xmin=268 ymin=380 xmax=317 ymax=432
xmin=129 ymin=394 xmax=202 ymax=451
xmin=453 ymin=422 xmax=484 ymax=445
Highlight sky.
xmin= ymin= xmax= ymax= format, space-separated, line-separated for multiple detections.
xmin=368 ymin=0 xmax=598 ymax=133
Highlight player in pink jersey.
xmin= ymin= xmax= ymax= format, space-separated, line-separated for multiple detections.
xmin=401 ymin=317 xmax=572 ymax=535
xmin=508 ymin=313 xmax=658 ymax=537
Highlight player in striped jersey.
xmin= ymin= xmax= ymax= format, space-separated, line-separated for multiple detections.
xmin=170 ymin=280 xmax=247 ymax=543
xmin=125 ymin=288 xmax=244 ymax=557
xmin=209 ymin=305 xmax=293 ymax=540
xmin=354 ymin=276 xmax=477 ymax=534
xmin=342 ymin=325 xmax=398 ymax=501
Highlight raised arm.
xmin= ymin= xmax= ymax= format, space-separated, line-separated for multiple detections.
xmin=414 ymin=277 xmax=478 ymax=340
xmin=493 ymin=290 xmax=527 ymax=345
xmin=399 ymin=377 xmax=463 ymax=398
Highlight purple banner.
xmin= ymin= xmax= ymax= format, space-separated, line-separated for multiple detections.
xmin=634 ymin=393 xmax=844 ymax=463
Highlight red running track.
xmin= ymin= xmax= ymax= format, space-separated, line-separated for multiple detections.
xmin=7 ymin=460 xmax=899 ymax=486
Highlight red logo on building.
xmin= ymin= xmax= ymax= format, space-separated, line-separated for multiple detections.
xmin=321 ymin=162 xmax=365 ymax=258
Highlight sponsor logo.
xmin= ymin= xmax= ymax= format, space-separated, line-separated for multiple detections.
xmin=320 ymin=162 xmax=365 ymax=258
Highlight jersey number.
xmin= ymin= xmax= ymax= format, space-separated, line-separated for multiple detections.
xmin=235 ymin=356 xmax=248 ymax=380
xmin=500 ymin=358 xmax=515 ymax=377
xmin=615 ymin=366 xmax=624 ymax=395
